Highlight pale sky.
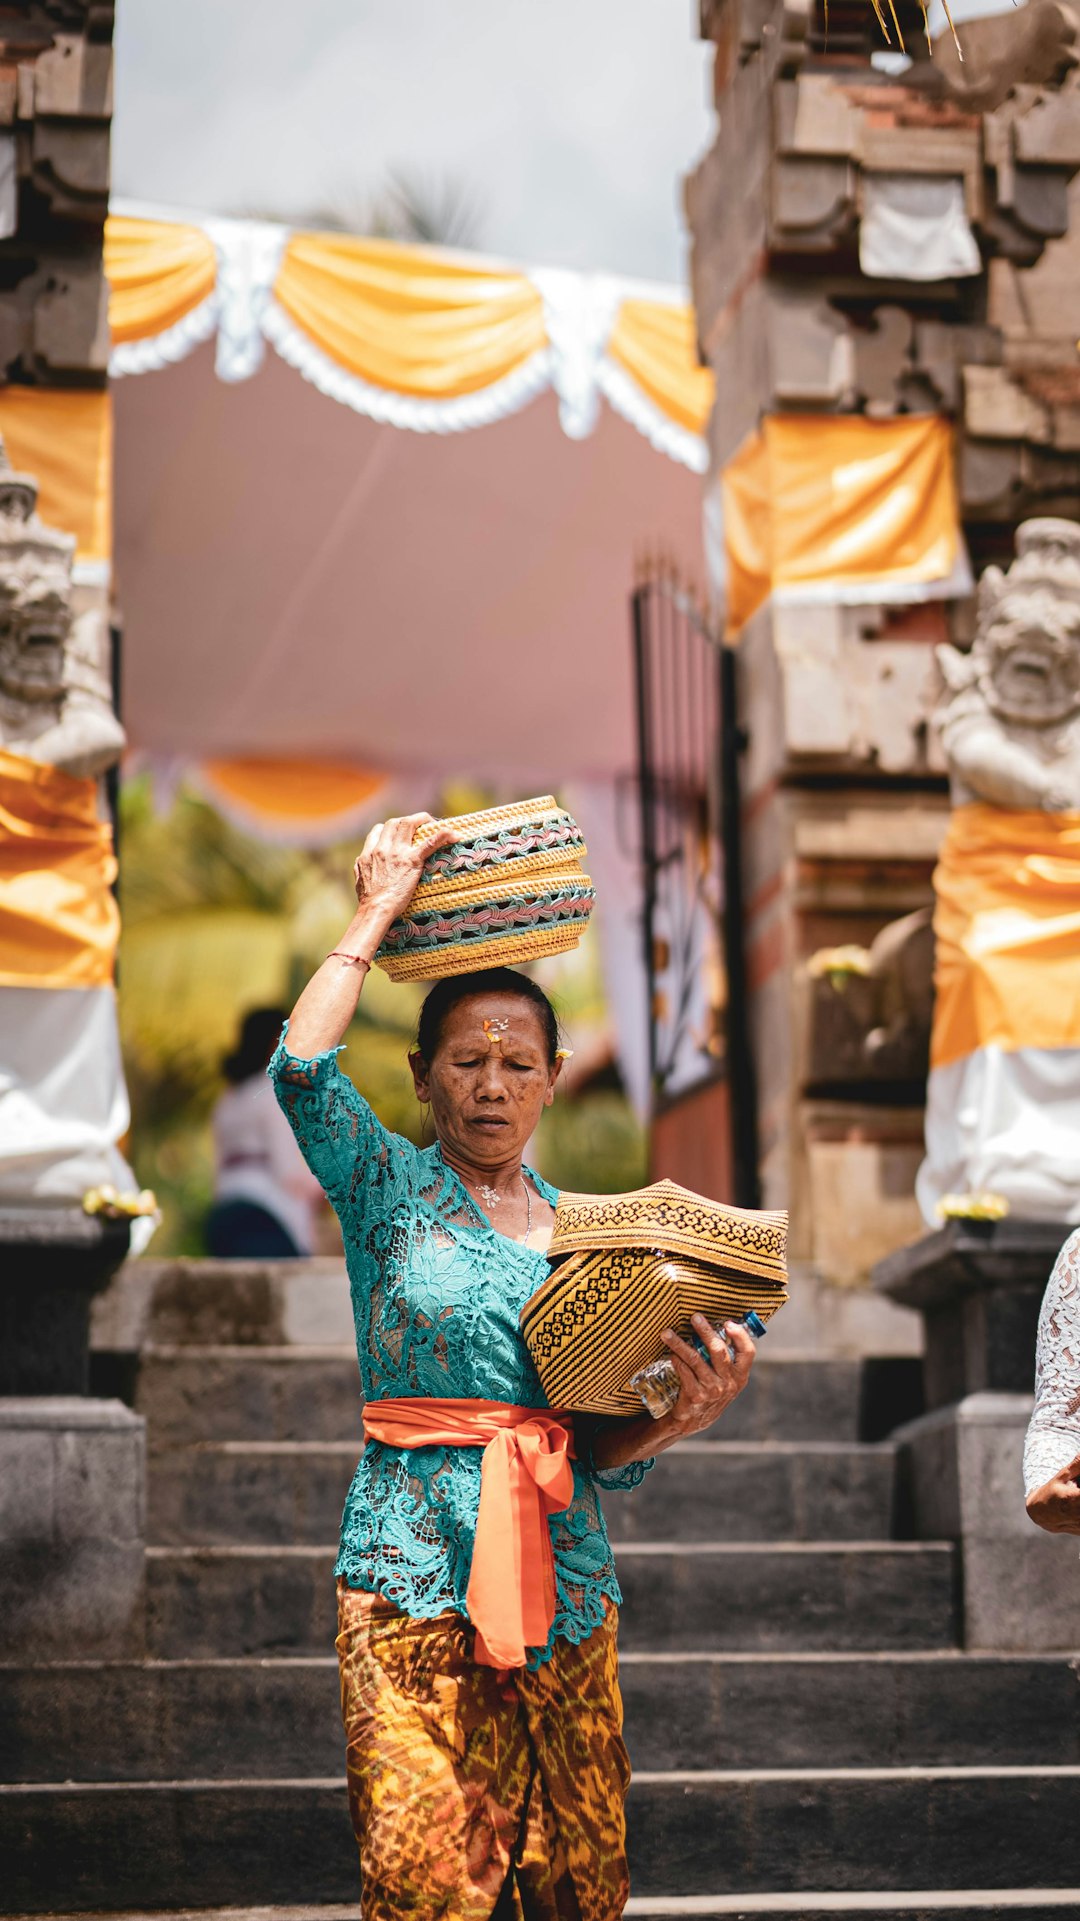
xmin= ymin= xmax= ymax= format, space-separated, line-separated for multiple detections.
xmin=112 ymin=0 xmax=715 ymax=284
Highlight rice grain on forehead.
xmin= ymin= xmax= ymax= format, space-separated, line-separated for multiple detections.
xmin=415 ymin=968 xmax=561 ymax=1067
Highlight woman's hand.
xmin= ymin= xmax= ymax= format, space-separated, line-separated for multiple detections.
xmin=280 ymin=812 xmax=456 ymax=1062
xmin=1026 ymin=1452 xmax=1080 ymax=1534
xmin=353 ymin=813 xmax=456 ymax=924
xmin=658 ymin=1313 xmax=756 ymax=1437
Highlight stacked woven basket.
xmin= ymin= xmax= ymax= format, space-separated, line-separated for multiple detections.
xmin=374 ymin=796 xmax=596 ymax=982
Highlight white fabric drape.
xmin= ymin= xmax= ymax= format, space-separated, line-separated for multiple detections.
xmin=860 ymin=175 xmax=981 ymax=282
xmin=0 ymin=984 xmax=150 ymax=1235
xmin=919 ymin=1045 xmax=1080 ymax=1226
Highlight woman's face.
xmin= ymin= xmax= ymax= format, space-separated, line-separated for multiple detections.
xmin=411 ymin=992 xmax=560 ymax=1167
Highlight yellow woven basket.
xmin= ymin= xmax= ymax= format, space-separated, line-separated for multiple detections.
xmin=521 ymin=1180 xmax=789 ymax=1416
xmin=374 ymin=795 xmax=595 ymax=983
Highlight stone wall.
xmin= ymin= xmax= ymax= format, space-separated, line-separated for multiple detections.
xmin=687 ymin=0 xmax=1080 ymax=1279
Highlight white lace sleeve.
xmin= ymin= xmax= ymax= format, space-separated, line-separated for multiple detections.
xmin=1023 ymin=1229 xmax=1080 ymax=1497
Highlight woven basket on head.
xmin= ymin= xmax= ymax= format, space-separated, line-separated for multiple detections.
xmin=374 ymin=796 xmax=595 ymax=982
xmin=521 ymin=1178 xmax=789 ymax=1416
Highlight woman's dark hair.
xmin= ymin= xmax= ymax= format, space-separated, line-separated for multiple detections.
xmin=222 ymin=1007 xmax=289 ymax=1084
xmin=415 ymin=969 xmax=560 ymax=1067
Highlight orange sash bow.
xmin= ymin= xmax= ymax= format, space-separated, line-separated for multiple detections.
xmin=361 ymin=1397 xmax=576 ymax=1669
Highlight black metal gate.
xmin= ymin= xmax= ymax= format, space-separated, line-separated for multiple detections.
xmin=630 ymin=561 xmax=760 ymax=1209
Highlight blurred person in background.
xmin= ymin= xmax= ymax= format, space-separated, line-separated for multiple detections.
xmin=206 ymin=1006 xmax=323 ymax=1258
xmin=1025 ymin=1230 xmax=1080 ymax=1536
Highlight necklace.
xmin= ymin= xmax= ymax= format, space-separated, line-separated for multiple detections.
xmin=437 ymin=1146 xmax=534 ymax=1241
xmin=475 ymin=1172 xmax=533 ymax=1241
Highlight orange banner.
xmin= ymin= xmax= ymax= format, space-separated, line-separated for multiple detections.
xmin=0 ymin=750 xmax=119 ymax=989
xmin=721 ymin=414 xmax=958 ymax=636
xmin=931 ymin=803 xmax=1080 ymax=1070
xmin=274 ymin=234 xmax=547 ymax=398
xmin=105 ymin=215 xmax=217 ymax=344
xmin=607 ymin=300 xmax=714 ymax=437
xmin=0 ymin=388 xmax=112 ymax=564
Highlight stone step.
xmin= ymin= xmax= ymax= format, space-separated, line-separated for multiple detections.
xmin=2 ymin=1652 xmax=1076 ymax=1784
xmin=603 ymin=1442 xmax=896 ymax=1542
xmin=144 ymin=1439 xmax=898 ymax=1548
xmin=615 ymin=1542 xmax=958 ymax=1652
xmin=11 ymin=1902 xmax=1080 ymax=1921
xmin=3 ymin=1770 xmax=1078 ymax=1911
xmin=117 ymin=1346 xmax=876 ymax=1447
xmin=625 ymin=1902 xmax=1080 ymax=1920
xmin=134 ymin=1348 xmax=364 ymax=1447
xmin=145 ymin=1541 xmax=959 ymax=1658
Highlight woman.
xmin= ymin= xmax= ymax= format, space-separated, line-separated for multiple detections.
xmin=272 ymin=812 xmax=758 ymax=1921
xmin=206 ymin=1006 xmax=322 ymax=1257
xmin=1025 ymin=1228 xmax=1080 ymax=1537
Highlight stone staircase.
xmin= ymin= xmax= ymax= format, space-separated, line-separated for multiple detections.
xmin=2 ymin=1265 xmax=1079 ymax=1918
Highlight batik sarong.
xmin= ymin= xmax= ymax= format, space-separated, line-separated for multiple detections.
xmin=336 ymin=1581 xmax=630 ymax=1921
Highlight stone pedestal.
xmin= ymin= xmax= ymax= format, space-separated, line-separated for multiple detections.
xmin=894 ymin=1392 xmax=1078 ymax=1652
xmin=873 ymin=1217 xmax=1067 ymax=1410
xmin=0 ymin=1397 xmax=145 ymax=1658
xmin=0 ymin=1206 xmax=131 ymax=1395
xmin=876 ymin=1221 xmax=1077 ymax=1650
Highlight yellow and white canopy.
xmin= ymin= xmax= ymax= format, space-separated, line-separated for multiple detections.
xmin=105 ymin=207 xmax=713 ymax=470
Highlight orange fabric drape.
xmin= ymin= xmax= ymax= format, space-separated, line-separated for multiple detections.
xmin=0 ymin=389 xmax=112 ymax=564
xmin=362 ymin=1398 xmax=576 ymax=1670
xmin=721 ymin=414 xmax=959 ymax=636
xmin=273 ymin=234 xmax=547 ymax=398
xmin=104 ymin=215 xmax=217 ymax=344
xmin=931 ymin=804 xmax=1080 ymax=1070
xmin=198 ymin=757 xmax=387 ymax=837
xmin=0 ymin=750 xmax=119 ymax=989
xmin=606 ymin=300 xmax=714 ymax=437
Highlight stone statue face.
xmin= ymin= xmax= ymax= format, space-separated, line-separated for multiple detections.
xmin=0 ymin=480 xmax=37 ymax=525
xmin=0 ymin=555 xmax=73 ymax=706
xmin=979 ymin=591 xmax=1080 ymax=727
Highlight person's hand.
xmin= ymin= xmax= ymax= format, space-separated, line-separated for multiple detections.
xmin=352 ymin=814 xmax=457 ymax=923
xmin=1026 ymin=1451 xmax=1080 ymax=1535
xmin=659 ymin=1314 xmax=756 ymax=1437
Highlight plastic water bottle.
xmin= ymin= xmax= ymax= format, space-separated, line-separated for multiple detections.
xmin=629 ymin=1310 xmax=767 ymax=1420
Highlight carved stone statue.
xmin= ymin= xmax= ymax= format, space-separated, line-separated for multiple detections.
xmin=0 ymin=439 xmax=124 ymax=778
xmin=918 ymin=516 xmax=1080 ymax=1223
xmin=935 ymin=518 xmax=1080 ymax=813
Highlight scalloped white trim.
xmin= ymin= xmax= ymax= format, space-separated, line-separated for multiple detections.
xmin=596 ymin=352 xmax=708 ymax=474
xmin=210 ymin=219 xmax=289 ymax=383
xmin=532 ymin=268 xmax=623 ymax=441
xmin=108 ymin=289 xmax=220 ymax=378
xmin=262 ymin=295 xmax=554 ymax=434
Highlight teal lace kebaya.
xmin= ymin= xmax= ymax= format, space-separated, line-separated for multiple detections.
xmin=269 ymin=1029 xmax=652 ymax=1667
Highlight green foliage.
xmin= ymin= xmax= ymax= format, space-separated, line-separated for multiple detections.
xmin=118 ymin=777 xmax=644 ymax=1252
xmin=536 ymin=1091 xmax=647 ymax=1197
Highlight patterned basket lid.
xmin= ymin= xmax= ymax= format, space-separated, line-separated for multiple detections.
xmin=547 ymin=1178 xmax=788 ymax=1281
xmin=374 ymin=796 xmax=595 ymax=982
xmin=520 ymin=1180 xmax=789 ymax=1415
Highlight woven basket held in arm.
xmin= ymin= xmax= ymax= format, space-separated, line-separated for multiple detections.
xmin=520 ymin=1179 xmax=789 ymax=1416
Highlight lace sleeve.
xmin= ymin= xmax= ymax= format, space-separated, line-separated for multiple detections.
xmin=575 ymin=1418 xmax=655 ymax=1489
xmin=1023 ymin=1229 xmax=1080 ymax=1497
xmin=268 ymin=1023 xmax=417 ymax=1228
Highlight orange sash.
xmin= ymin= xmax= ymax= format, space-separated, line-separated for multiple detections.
xmin=361 ymin=1397 xmax=576 ymax=1670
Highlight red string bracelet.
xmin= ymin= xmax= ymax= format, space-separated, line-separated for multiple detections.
xmin=327 ymin=950 xmax=373 ymax=970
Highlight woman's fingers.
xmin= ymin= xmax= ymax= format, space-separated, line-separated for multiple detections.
xmin=662 ymin=1323 xmax=728 ymax=1394
xmin=724 ymin=1320 xmax=757 ymax=1382
xmin=661 ymin=1326 xmax=708 ymax=1378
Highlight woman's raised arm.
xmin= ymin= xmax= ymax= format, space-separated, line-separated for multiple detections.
xmin=285 ymin=813 xmax=457 ymax=1059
